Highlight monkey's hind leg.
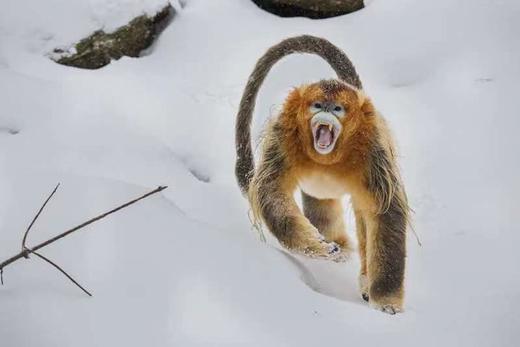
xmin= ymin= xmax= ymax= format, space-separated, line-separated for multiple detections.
xmin=302 ymin=192 xmax=351 ymax=262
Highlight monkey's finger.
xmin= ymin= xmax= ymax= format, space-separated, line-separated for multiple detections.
xmin=327 ymin=242 xmax=340 ymax=255
xmin=329 ymin=242 xmax=352 ymax=263
xmin=380 ymin=305 xmax=401 ymax=315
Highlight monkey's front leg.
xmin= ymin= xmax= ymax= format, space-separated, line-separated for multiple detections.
xmin=255 ymin=178 xmax=341 ymax=259
xmin=302 ymin=192 xmax=351 ymax=261
xmin=353 ymin=207 xmax=369 ymax=301
xmin=364 ymin=198 xmax=407 ymax=314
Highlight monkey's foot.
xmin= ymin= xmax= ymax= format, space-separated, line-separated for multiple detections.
xmin=359 ymin=274 xmax=369 ymax=301
xmin=369 ymin=297 xmax=403 ymax=315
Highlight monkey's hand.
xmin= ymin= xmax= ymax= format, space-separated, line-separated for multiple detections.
xmin=328 ymin=235 xmax=352 ymax=263
xmin=286 ymin=226 xmax=344 ymax=261
xmin=332 ymin=246 xmax=350 ymax=263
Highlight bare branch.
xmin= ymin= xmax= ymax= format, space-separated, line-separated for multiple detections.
xmin=30 ymin=185 xmax=168 ymax=254
xmin=30 ymin=249 xmax=92 ymax=297
xmin=21 ymin=183 xmax=60 ymax=250
xmin=0 ymin=185 xmax=168 ymax=292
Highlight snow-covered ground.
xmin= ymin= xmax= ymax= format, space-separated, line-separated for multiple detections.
xmin=1 ymin=0 xmax=519 ymax=346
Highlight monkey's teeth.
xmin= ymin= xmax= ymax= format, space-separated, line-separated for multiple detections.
xmin=316 ymin=123 xmax=333 ymax=133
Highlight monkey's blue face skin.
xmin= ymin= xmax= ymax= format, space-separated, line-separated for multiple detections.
xmin=309 ymin=101 xmax=344 ymax=155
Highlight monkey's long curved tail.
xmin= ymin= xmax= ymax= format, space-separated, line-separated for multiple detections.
xmin=235 ymin=35 xmax=362 ymax=194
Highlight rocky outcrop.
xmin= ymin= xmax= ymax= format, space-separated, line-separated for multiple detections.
xmin=52 ymin=5 xmax=173 ymax=69
xmin=251 ymin=0 xmax=364 ymax=19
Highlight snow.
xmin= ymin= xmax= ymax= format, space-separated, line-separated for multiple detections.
xmin=1 ymin=0 xmax=519 ymax=346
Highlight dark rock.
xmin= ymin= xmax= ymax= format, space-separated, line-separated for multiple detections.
xmin=0 ymin=127 xmax=20 ymax=135
xmin=52 ymin=5 xmax=174 ymax=69
xmin=251 ymin=0 xmax=364 ymax=19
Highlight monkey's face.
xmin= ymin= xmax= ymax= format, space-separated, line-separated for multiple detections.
xmin=308 ymin=100 xmax=344 ymax=155
xmin=295 ymin=81 xmax=366 ymax=164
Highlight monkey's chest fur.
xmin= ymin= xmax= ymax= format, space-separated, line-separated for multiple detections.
xmin=298 ymin=172 xmax=349 ymax=199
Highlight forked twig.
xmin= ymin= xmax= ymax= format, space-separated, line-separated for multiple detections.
xmin=30 ymin=249 xmax=92 ymax=297
xmin=0 ymin=184 xmax=168 ymax=296
xmin=21 ymin=183 xmax=60 ymax=250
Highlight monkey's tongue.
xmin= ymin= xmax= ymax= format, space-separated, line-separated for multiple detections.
xmin=316 ymin=125 xmax=333 ymax=147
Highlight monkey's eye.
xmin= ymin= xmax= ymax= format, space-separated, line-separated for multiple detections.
xmin=332 ymin=104 xmax=346 ymax=117
xmin=310 ymin=102 xmax=323 ymax=113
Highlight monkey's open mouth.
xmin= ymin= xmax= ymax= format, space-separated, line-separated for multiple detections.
xmin=315 ymin=124 xmax=334 ymax=149
xmin=311 ymin=114 xmax=341 ymax=155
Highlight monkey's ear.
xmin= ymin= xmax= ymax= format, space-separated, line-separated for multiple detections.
xmin=357 ymin=91 xmax=375 ymax=117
